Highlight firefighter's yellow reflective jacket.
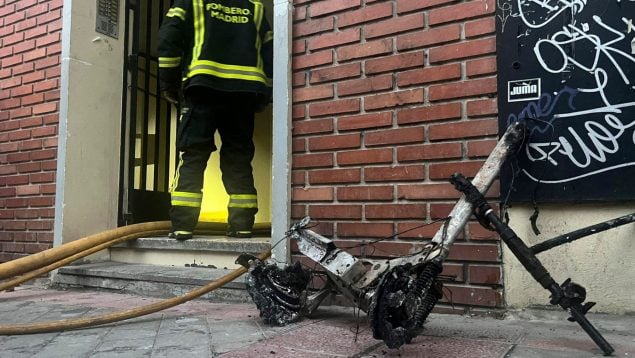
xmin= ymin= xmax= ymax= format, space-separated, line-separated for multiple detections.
xmin=158 ymin=0 xmax=273 ymax=96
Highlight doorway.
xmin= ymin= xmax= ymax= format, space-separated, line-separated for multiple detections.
xmin=119 ymin=0 xmax=273 ymax=226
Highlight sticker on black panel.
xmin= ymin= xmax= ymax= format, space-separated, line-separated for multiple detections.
xmin=508 ymin=78 xmax=541 ymax=102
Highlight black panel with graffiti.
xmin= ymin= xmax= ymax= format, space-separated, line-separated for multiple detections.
xmin=496 ymin=0 xmax=635 ymax=202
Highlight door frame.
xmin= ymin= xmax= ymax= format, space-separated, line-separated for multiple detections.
xmin=117 ymin=0 xmax=293 ymax=264
xmin=270 ymin=0 xmax=292 ymax=265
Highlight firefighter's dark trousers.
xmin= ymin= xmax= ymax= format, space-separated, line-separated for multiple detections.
xmin=170 ymin=86 xmax=258 ymax=236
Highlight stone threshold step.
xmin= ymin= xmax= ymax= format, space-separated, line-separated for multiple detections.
xmin=55 ymin=261 xmax=253 ymax=302
xmin=113 ymin=235 xmax=271 ymax=253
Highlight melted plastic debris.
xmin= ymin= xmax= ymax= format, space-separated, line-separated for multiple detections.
xmin=245 ymin=261 xmax=311 ymax=326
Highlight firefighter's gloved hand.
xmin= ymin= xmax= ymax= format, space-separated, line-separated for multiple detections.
xmin=159 ymin=68 xmax=181 ymax=105
xmin=161 ymin=88 xmax=181 ymax=105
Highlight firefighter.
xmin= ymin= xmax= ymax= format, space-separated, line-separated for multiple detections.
xmin=158 ymin=0 xmax=273 ymax=240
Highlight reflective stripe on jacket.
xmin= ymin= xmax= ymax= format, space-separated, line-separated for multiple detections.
xmin=158 ymin=0 xmax=273 ymax=95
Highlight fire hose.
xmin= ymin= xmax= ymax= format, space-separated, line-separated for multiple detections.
xmin=0 ymin=221 xmax=272 ymax=335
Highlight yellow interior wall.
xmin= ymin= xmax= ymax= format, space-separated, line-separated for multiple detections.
xmin=198 ymin=107 xmax=272 ymax=224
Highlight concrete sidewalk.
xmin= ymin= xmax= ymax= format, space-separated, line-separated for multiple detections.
xmin=0 ymin=285 xmax=633 ymax=357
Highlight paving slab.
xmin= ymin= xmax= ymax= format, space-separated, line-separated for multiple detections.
xmin=0 ymin=286 xmax=632 ymax=357
xmin=363 ymin=336 xmax=512 ymax=358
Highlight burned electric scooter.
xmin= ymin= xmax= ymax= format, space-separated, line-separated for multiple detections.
xmin=236 ymin=121 xmax=623 ymax=355
xmin=236 ymin=122 xmax=525 ymax=348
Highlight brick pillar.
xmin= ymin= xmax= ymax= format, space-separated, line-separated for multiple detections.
xmin=0 ymin=0 xmax=62 ymax=262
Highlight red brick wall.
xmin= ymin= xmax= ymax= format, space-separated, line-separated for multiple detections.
xmin=290 ymin=0 xmax=502 ymax=312
xmin=0 ymin=0 xmax=62 ymax=262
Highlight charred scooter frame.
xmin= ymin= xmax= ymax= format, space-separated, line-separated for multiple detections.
xmin=450 ymin=173 xmax=633 ymax=356
xmin=237 ymin=121 xmax=630 ymax=355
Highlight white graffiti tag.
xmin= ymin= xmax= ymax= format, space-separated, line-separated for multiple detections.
xmin=515 ymin=4 xmax=635 ymax=183
xmin=555 ymin=68 xmax=635 ymax=119
xmin=517 ymin=0 xmax=587 ymax=29
xmin=527 ymin=114 xmax=635 ymax=168
xmin=497 ymin=0 xmax=513 ymax=32
xmin=524 ymin=114 xmax=635 ymax=183
xmin=534 ymin=16 xmax=635 ymax=85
